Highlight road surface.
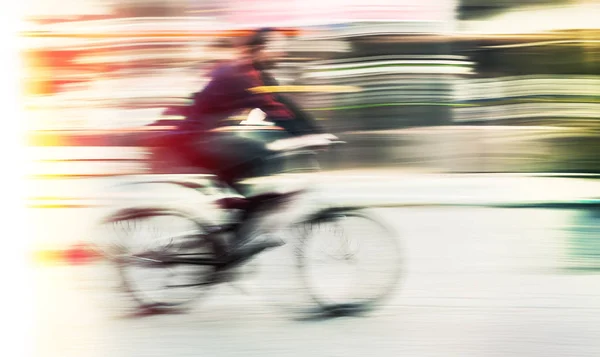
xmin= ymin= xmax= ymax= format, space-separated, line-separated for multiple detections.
xmin=31 ymin=206 xmax=600 ymax=357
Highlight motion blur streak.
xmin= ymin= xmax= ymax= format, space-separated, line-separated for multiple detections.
xmin=7 ymin=2 xmax=34 ymax=357
xmin=21 ymin=1 xmax=600 ymax=357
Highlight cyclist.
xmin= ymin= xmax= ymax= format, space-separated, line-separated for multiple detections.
xmin=180 ymin=28 xmax=336 ymax=260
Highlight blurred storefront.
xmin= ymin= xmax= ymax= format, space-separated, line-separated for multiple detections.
xmin=21 ymin=1 xmax=600 ymax=173
xmin=23 ymin=0 xmax=461 ymax=130
xmin=453 ymin=2 xmax=600 ymax=126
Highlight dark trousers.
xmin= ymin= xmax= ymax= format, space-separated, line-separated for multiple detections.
xmin=186 ymin=132 xmax=282 ymax=195
xmin=184 ymin=95 xmax=324 ymax=193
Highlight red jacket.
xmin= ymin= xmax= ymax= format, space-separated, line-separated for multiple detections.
xmin=184 ymin=60 xmax=294 ymax=132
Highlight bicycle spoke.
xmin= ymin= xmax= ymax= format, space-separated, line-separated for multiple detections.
xmin=298 ymin=210 xmax=403 ymax=312
xmin=101 ymin=211 xmax=219 ymax=309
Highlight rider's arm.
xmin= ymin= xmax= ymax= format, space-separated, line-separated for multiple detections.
xmin=238 ymin=67 xmax=321 ymax=136
xmin=271 ymin=94 xmax=325 ymax=135
xmin=238 ymin=66 xmax=294 ymax=121
xmin=259 ymin=71 xmax=325 ymax=135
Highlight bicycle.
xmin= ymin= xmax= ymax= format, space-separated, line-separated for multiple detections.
xmin=93 ymin=124 xmax=403 ymax=317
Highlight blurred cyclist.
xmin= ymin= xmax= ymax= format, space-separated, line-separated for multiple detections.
xmin=181 ymin=28 xmax=336 ymax=260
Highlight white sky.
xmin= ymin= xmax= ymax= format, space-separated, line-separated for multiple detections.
xmin=24 ymin=0 xmax=112 ymax=17
xmin=22 ymin=0 xmax=598 ymax=33
xmin=23 ymin=0 xmax=456 ymax=18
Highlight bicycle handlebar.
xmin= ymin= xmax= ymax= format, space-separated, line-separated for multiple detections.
xmin=266 ymin=135 xmax=345 ymax=152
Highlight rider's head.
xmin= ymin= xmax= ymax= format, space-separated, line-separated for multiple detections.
xmin=241 ymin=28 xmax=287 ymax=69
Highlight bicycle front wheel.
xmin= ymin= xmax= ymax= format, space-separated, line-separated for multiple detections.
xmin=296 ymin=208 xmax=403 ymax=315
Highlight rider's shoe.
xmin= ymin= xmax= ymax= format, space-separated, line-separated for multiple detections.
xmin=226 ymin=233 xmax=285 ymax=265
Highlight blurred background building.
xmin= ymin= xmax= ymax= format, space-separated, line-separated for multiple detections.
xmin=21 ymin=5 xmax=600 ymax=353
xmin=22 ymin=0 xmax=600 ymax=175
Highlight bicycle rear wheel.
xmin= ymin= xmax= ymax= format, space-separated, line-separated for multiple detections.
xmin=296 ymin=208 xmax=403 ymax=315
xmin=98 ymin=209 xmax=221 ymax=310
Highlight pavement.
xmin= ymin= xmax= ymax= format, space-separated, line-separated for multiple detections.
xmin=25 ymin=169 xmax=600 ymax=255
xmin=30 ymin=206 xmax=600 ymax=357
xmin=27 ymin=169 xmax=600 ymax=209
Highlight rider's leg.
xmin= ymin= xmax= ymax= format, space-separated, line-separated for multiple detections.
xmin=209 ymin=135 xmax=282 ymax=193
xmin=195 ymin=132 xmax=286 ymax=258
